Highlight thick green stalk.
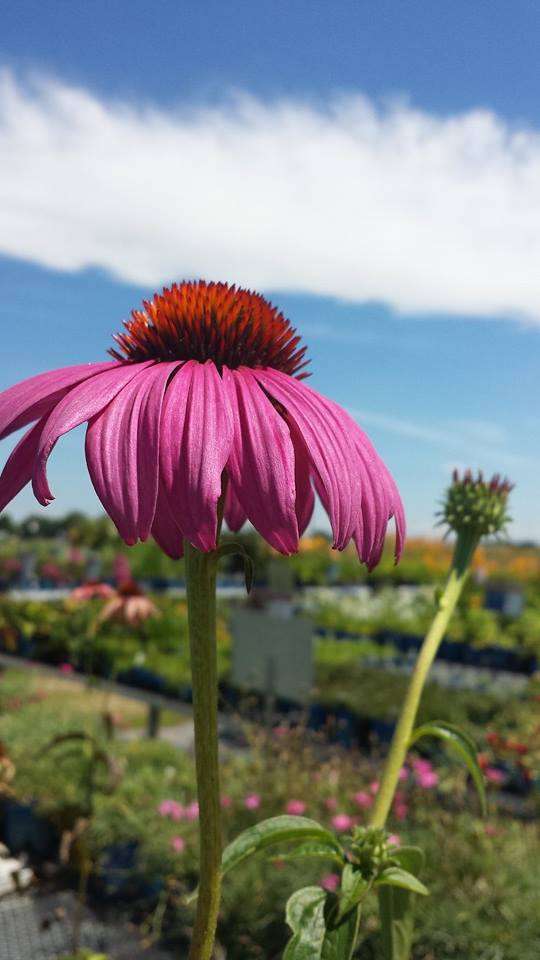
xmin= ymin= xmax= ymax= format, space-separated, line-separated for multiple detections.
xmin=185 ymin=541 xmax=221 ymax=960
xmin=369 ymin=533 xmax=477 ymax=829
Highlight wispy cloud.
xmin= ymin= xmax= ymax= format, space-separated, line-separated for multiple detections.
xmin=2 ymin=70 xmax=540 ymax=321
xmin=352 ymin=409 xmax=536 ymax=470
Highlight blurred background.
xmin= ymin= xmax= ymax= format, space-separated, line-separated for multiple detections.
xmin=0 ymin=3 xmax=538 ymax=959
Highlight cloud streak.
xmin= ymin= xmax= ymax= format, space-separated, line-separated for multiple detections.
xmin=2 ymin=70 xmax=540 ymax=320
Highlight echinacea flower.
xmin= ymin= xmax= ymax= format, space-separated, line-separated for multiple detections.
xmin=285 ymin=799 xmax=306 ymax=816
xmin=98 ymin=580 xmax=159 ymax=627
xmin=70 ymin=581 xmax=115 ymax=601
xmin=331 ymin=813 xmax=353 ymax=832
xmin=352 ymin=790 xmax=373 ymax=810
xmin=0 ymin=281 xmax=404 ymax=566
xmin=244 ymin=793 xmax=261 ymax=811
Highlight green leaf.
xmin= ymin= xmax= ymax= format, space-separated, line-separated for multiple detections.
xmin=377 ymin=867 xmax=428 ymax=897
xmin=321 ymin=905 xmax=359 ymax=960
xmin=409 ymin=720 xmax=486 ymax=815
xmin=217 ymin=541 xmax=254 ymax=593
xmin=284 ymin=886 xmax=327 ymax=959
xmin=388 ymin=847 xmax=424 ymax=876
xmin=271 ymin=842 xmax=345 ymax=867
xmin=222 ymin=816 xmax=342 ymax=877
xmin=336 ymin=863 xmax=369 ymax=921
xmin=283 ymin=886 xmax=359 ymax=960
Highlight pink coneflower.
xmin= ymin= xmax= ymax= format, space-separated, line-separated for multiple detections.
xmin=331 ymin=813 xmax=353 ymax=833
xmin=171 ymin=836 xmax=186 ymax=854
xmin=0 ymin=281 xmax=404 ymax=566
xmin=353 ymin=790 xmax=373 ymax=810
xmin=285 ymin=799 xmax=306 ymax=816
xmin=184 ymin=800 xmax=200 ymax=821
xmin=320 ymin=873 xmax=340 ymax=892
xmin=158 ymin=799 xmax=184 ymax=821
xmin=244 ymin=793 xmax=261 ymax=811
xmin=70 ymin=581 xmax=115 ymax=601
xmin=98 ymin=580 xmax=159 ymax=627
xmin=415 ymin=769 xmax=439 ymax=789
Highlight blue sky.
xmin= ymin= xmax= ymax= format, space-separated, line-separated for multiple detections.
xmin=1 ymin=2 xmax=539 ymax=540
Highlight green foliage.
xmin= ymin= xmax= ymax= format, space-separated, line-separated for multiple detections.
xmin=410 ymin=721 xmax=486 ymax=815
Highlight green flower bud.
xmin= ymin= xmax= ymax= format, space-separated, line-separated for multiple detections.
xmin=439 ymin=469 xmax=513 ymax=539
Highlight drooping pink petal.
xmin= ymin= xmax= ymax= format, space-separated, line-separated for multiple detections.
xmin=32 ymin=362 xmax=154 ymax=506
xmin=0 ymin=363 xmax=115 ymax=441
xmin=288 ymin=422 xmax=315 ymax=536
xmin=224 ymin=482 xmax=247 ymax=533
xmin=151 ymin=482 xmax=185 ymax=559
xmin=160 ymin=360 xmax=233 ymax=552
xmin=0 ymin=418 xmax=46 ymax=513
xmin=223 ymin=367 xmax=299 ymax=554
xmin=255 ymin=369 xmax=360 ymax=550
xmin=86 ymin=363 xmax=179 ymax=545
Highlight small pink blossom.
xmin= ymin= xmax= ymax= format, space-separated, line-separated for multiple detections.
xmin=220 ymin=794 xmax=232 ymax=809
xmin=353 ymin=791 xmax=372 ymax=810
xmin=485 ymin=767 xmax=505 ymax=785
xmin=320 ymin=873 xmax=340 ymax=892
xmin=398 ymin=766 xmax=409 ymax=782
xmin=387 ymin=834 xmax=401 ymax=847
xmin=171 ymin=836 xmax=185 ymax=854
xmin=416 ymin=769 xmax=439 ymax=789
xmin=285 ymin=799 xmax=306 ymax=816
xmin=274 ymin=725 xmax=288 ymax=738
xmin=393 ymin=793 xmax=409 ymax=821
xmin=369 ymin=780 xmax=379 ymax=795
xmin=331 ymin=813 xmax=353 ymax=833
xmin=158 ymin=799 xmax=184 ymax=821
xmin=184 ymin=801 xmax=200 ymax=821
xmin=244 ymin=793 xmax=261 ymax=811
xmin=412 ymin=758 xmax=433 ymax=775
xmin=59 ymin=663 xmax=74 ymax=675
xmin=325 ymin=797 xmax=337 ymax=811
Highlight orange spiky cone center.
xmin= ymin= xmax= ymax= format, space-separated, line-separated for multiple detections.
xmin=110 ymin=280 xmax=309 ymax=377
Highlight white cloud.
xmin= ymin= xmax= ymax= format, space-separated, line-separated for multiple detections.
xmin=2 ymin=70 xmax=540 ymax=320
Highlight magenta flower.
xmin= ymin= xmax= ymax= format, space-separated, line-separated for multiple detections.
xmin=58 ymin=662 xmax=74 ymax=675
xmin=331 ymin=813 xmax=353 ymax=833
xmin=353 ymin=790 xmax=373 ymax=810
xmin=485 ymin=766 xmax=506 ymax=785
xmin=171 ymin=836 xmax=186 ymax=854
xmin=184 ymin=801 xmax=200 ymax=821
xmin=416 ymin=769 xmax=439 ymax=789
xmin=320 ymin=873 xmax=341 ymax=892
xmin=220 ymin=794 xmax=232 ymax=809
xmin=285 ymin=799 xmax=306 ymax=816
xmin=244 ymin=793 xmax=261 ymax=811
xmin=0 ymin=281 xmax=404 ymax=566
xmin=157 ymin=799 xmax=184 ymax=821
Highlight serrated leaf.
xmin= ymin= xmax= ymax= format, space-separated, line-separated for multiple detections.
xmin=409 ymin=720 xmax=486 ymax=815
xmin=377 ymin=867 xmax=428 ymax=896
xmin=271 ymin=842 xmax=345 ymax=867
xmin=222 ymin=816 xmax=342 ymax=876
xmin=284 ymin=886 xmax=327 ymax=959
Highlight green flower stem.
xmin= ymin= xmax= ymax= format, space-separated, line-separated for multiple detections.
xmin=369 ymin=532 xmax=478 ymax=830
xmin=185 ymin=540 xmax=221 ymax=960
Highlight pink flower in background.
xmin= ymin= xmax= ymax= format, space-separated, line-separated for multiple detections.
xmin=369 ymin=780 xmax=379 ymax=795
xmin=393 ymin=792 xmax=409 ymax=822
xmin=220 ymin=795 xmax=232 ymax=809
xmin=331 ymin=814 xmax=353 ymax=833
xmin=412 ymin=758 xmax=433 ymax=775
xmin=158 ymin=799 xmax=184 ymax=821
xmin=171 ymin=836 xmax=185 ymax=854
xmin=485 ymin=767 xmax=506 ymax=785
xmin=184 ymin=801 xmax=200 ymax=821
xmin=244 ymin=794 xmax=261 ymax=811
xmin=285 ymin=799 xmax=306 ymax=816
xmin=113 ymin=552 xmax=132 ymax=586
xmin=416 ymin=769 xmax=439 ymax=789
xmin=387 ymin=834 xmax=401 ymax=847
xmin=58 ymin=663 xmax=74 ymax=675
xmin=325 ymin=797 xmax=337 ymax=812
xmin=353 ymin=791 xmax=372 ymax=810
xmin=98 ymin=581 xmax=159 ymax=627
xmin=320 ymin=873 xmax=340 ymax=892
xmin=71 ymin=581 xmax=115 ymax=601
xmin=398 ymin=766 xmax=409 ymax=782
xmin=0 ymin=281 xmax=404 ymax=567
